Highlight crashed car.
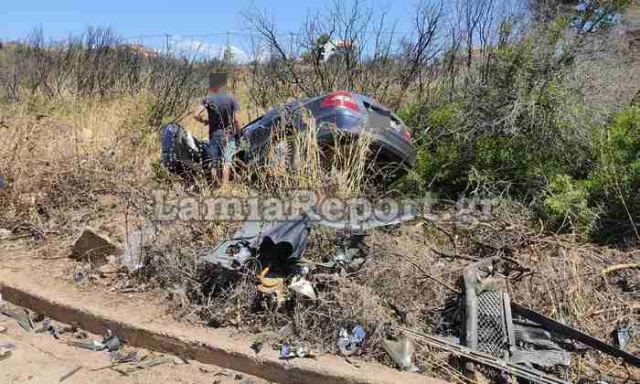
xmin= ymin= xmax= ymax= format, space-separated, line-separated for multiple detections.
xmin=239 ymin=91 xmax=416 ymax=174
xmin=160 ymin=91 xmax=415 ymax=180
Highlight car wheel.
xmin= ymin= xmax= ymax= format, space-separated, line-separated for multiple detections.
xmin=271 ymin=139 xmax=296 ymax=169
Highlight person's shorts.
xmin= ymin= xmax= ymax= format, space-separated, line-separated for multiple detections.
xmin=204 ymin=131 xmax=236 ymax=168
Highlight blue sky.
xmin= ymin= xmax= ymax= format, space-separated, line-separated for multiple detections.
xmin=1 ymin=0 xmax=424 ymax=61
xmin=1 ymin=0 xmax=417 ymax=40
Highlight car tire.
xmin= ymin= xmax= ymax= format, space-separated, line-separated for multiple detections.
xmin=271 ymin=139 xmax=296 ymax=169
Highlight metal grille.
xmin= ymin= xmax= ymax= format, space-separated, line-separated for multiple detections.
xmin=477 ymin=291 xmax=509 ymax=357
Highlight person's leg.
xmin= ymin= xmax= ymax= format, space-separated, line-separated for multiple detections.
xmin=221 ymin=138 xmax=236 ymax=184
xmin=208 ymin=130 xmax=225 ymax=186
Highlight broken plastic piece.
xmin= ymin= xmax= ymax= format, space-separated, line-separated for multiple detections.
xmin=67 ymin=339 xmax=106 ymax=351
xmin=511 ymin=349 xmax=571 ymax=368
xmin=382 ymin=336 xmax=418 ymax=372
xmin=59 ymin=366 xmax=82 ymax=382
xmin=257 ymin=268 xmax=287 ymax=305
xmin=512 ymin=303 xmax=640 ymax=367
xmin=203 ymin=220 xmax=264 ymax=270
xmin=289 ymin=276 xmax=317 ymax=300
xmin=280 ymin=343 xmax=312 ymax=360
xmin=103 ymin=335 xmax=121 ymax=352
xmin=123 ymin=226 xmax=157 ymax=272
xmin=0 ymin=341 xmax=16 ymax=350
xmin=337 ymin=324 xmax=366 ymax=356
xmin=613 ymin=317 xmax=635 ymax=351
xmin=0 ymin=349 xmax=12 ymax=361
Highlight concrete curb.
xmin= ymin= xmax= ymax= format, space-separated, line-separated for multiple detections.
xmin=0 ymin=271 xmax=447 ymax=384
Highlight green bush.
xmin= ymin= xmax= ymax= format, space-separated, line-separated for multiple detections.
xmin=543 ymin=174 xmax=597 ymax=235
xmin=587 ymin=106 xmax=640 ymax=242
xmin=397 ymin=19 xmax=596 ymax=201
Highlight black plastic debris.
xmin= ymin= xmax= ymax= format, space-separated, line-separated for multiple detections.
xmin=160 ymin=123 xmax=207 ymax=178
xmin=512 ymin=303 xmax=640 ymax=367
xmin=203 ymin=220 xmax=264 ymax=270
xmin=256 ymin=215 xmax=311 ymax=274
xmin=103 ymin=336 xmax=121 ymax=352
xmin=204 ymin=215 xmax=311 ymax=275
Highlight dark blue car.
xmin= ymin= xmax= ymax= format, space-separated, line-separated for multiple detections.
xmin=239 ymin=91 xmax=416 ymax=176
xmin=161 ymin=91 xmax=415 ymax=181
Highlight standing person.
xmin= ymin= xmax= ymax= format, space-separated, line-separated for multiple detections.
xmin=193 ymin=72 xmax=240 ymax=186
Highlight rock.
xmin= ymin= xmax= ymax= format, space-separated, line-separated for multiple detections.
xmin=71 ymin=228 xmax=120 ymax=266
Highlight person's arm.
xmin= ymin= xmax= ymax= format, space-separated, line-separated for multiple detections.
xmin=194 ymin=103 xmax=208 ymax=124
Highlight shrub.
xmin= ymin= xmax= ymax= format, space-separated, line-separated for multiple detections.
xmin=588 ymin=106 xmax=640 ymax=242
xmin=543 ymin=174 xmax=597 ymax=235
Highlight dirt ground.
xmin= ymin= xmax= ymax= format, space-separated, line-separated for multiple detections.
xmin=0 ymin=308 xmax=270 ymax=384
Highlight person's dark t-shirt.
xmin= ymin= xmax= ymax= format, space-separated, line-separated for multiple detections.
xmin=202 ymin=92 xmax=240 ymax=139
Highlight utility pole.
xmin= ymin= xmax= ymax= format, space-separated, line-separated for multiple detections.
xmin=224 ymin=31 xmax=231 ymax=64
xmin=164 ymin=34 xmax=171 ymax=55
xmin=289 ymin=32 xmax=295 ymax=58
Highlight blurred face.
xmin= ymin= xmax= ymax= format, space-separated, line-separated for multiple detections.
xmin=208 ymin=85 xmax=226 ymax=93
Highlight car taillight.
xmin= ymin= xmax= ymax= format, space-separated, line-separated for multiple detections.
xmin=401 ymin=129 xmax=411 ymax=141
xmin=321 ymin=91 xmax=360 ymax=112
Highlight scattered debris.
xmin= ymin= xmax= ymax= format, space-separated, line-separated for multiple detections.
xmin=337 ymin=324 xmax=366 ymax=356
xmin=250 ymin=340 xmax=263 ymax=354
xmin=171 ymin=355 xmax=188 ymax=365
xmin=41 ymin=319 xmax=61 ymax=339
xmin=0 ymin=340 xmax=15 ymax=362
xmin=320 ymin=232 xmax=367 ymax=273
xmin=66 ymin=339 xmax=106 ymax=351
xmin=140 ymin=355 xmax=172 ymax=368
xmin=289 ymin=275 xmax=317 ymax=300
xmin=400 ymin=326 xmax=569 ymax=384
xmin=0 ymin=306 xmax=33 ymax=332
xmin=122 ymin=226 xmax=157 ymax=272
xmin=612 ymin=316 xmax=635 ymax=351
xmin=512 ymin=302 xmax=640 ymax=367
xmin=110 ymin=350 xmax=139 ymax=364
xmin=71 ymin=228 xmax=120 ymax=266
xmin=257 ymin=268 xmax=287 ymax=306
xmin=59 ymin=366 xmax=82 ymax=382
xmin=0 ymin=348 xmax=11 ymax=361
xmin=280 ymin=342 xmax=313 ymax=360
xmin=203 ymin=221 xmax=264 ymax=270
xmin=67 ymin=329 xmax=122 ymax=352
xmin=0 ymin=341 xmax=16 ymax=350
xmin=102 ymin=331 xmax=121 ymax=352
xmin=382 ymin=336 xmax=417 ymax=372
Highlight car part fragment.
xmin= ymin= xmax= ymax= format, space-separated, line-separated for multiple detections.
xmin=399 ymin=326 xmax=570 ymax=384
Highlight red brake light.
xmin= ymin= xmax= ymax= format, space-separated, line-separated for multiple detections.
xmin=401 ymin=129 xmax=411 ymax=141
xmin=321 ymin=91 xmax=360 ymax=112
